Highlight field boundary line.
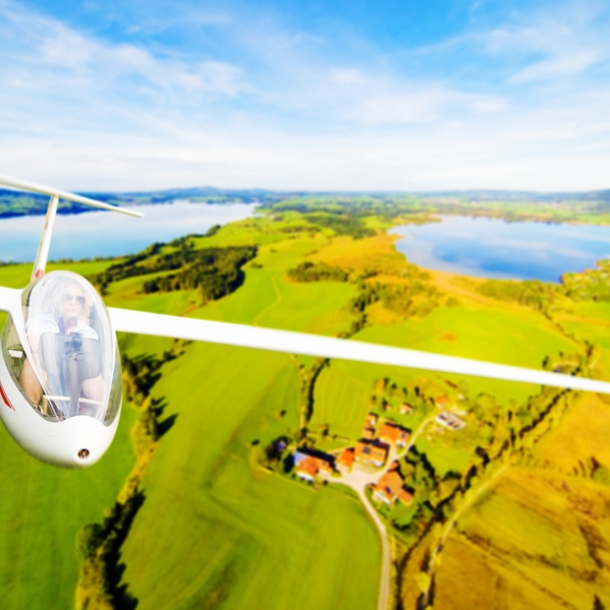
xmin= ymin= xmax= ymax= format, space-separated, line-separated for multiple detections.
xmin=253 ymin=273 xmax=282 ymax=327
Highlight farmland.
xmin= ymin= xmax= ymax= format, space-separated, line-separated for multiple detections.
xmin=0 ymin=203 xmax=609 ymax=609
xmin=118 ymin=340 xmax=380 ymax=609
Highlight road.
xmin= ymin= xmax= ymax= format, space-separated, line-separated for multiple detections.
xmin=329 ymin=413 xmax=437 ymax=610
xmin=331 ymin=467 xmax=391 ymax=610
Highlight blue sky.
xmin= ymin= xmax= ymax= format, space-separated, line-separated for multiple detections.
xmin=1 ymin=0 xmax=609 ymax=191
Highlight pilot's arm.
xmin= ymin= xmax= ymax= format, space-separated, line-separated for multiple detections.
xmin=20 ymin=332 xmax=44 ymax=407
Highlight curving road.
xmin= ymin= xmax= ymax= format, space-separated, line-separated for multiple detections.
xmin=329 ymin=414 xmax=438 ymax=610
xmin=333 ymin=473 xmax=391 ymax=610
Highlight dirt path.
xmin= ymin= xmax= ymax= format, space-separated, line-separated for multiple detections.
xmin=401 ymin=413 xmax=436 ymax=457
xmin=420 ymin=462 xmax=510 ymax=608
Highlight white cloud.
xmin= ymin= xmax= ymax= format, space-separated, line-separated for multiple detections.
xmin=483 ymin=4 xmax=610 ymax=83
xmin=0 ymin=0 xmax=609 ymax=192
xmin=511 ymin=50 xmax=602 ymax=83
xmin=329 ymin=69 xmax=368 ymax=85
xmin=0 ymin=1 xmax=244 ymax=99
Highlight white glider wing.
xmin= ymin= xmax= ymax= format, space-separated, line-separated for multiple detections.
xmin=0 ymin=287 xmax=22 ymax=312
xmin=109 ymin=307 xmax=610 ymax=395
xmin=0 ymin=174 xmax=143 ymax=218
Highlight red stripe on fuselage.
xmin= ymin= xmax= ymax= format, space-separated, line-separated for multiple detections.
xmin=0 ymin=381 xmax=14 ymax=410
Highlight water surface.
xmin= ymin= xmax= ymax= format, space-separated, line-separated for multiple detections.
xmin=393 ymin=216 xmax=610 ymax=282
xmin=0 ymin=202 xmax=257 ymax=262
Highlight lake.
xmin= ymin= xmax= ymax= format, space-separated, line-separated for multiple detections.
xmin=0 ymin=201 xmax=257 ymax=262
xmin=3 ymin=207 xmax=609 ymax=283
xmin=393 ymin=216 xmax=610 ymax=282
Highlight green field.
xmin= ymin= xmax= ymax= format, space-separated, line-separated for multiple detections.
xmin=0 ymin=262 xmax=136 ymax=609
xmin=119 ymin=340 xmax=380 ymax=609
xmin=0 ymin=228 xmax=379 ymax=610
xmin=310 ymin=304 xmax=577 ymax=443
xmin=0 ymin=208 xmax=609 ymax=610
xmin=0 ymin=392 xmax=137 ymax=609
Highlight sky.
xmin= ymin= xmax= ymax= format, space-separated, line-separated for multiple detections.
xmin=1 ymin=0 xmax=610 ymax=192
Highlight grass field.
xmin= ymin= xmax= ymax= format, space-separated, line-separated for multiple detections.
xmin=555 ymin=301 xmax=610 ymax=383
xmin=0 ymin=227 xmax=378 ymax=610
xmin=0 ymin=268 xmax=139 ymax=609
xmin=413 ymin=436 xmax=472 ymax=477
xmin=110 ymin=232 xmax=381 ymax=609
xmin=433 ymin=468 xmax=610 ymax=610
xmin=198 ymin=234 xmax=357 ymax=333
xmin=0 ymin=213 xmax=610 ymax=610
xmin=534 ymin=394 xmax=610 ymax=472
xmin=119 ymin=340 xmax=380 ymax=610
xmin=0 ymin=390 xmax=138 ymax=610
xmin=310 ymin=303 xmax=577 ymax=447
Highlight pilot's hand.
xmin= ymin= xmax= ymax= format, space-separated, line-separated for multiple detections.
xmin=64 ymin=317 xmax=78 ymax=334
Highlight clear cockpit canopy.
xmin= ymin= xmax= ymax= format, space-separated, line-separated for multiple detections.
xmin=1 ymin=271 xmax=122 ymax=425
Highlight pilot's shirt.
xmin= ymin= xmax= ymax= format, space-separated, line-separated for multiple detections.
xmin=25 ymin=314 xmax=99 ymax=340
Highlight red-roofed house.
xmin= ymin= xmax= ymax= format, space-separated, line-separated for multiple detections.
xmin=319 ymin=458 xmax=333 ymax=474
xmin=398 ymin=488 xmax=414 ymax=504
xmin=354 ymin=440 xmax=389 ymax=467
xmin=338 ymin=448 xmax=355 ymax=469
xmin=378 ymin=422 xmax=410 ymax=447
xmin=373 ymin=470 xmax=413 ymax=505
xmin=296 ymin=456 xmax=319 ymax=482
xmin=294 ymin=450 xmax=334 ymax=481
xmin=362 ymin=412 xmax=378 ymax=439
xmin=435 ymin=395 xmax=451 ymax=409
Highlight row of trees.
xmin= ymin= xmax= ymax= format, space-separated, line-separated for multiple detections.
xmin=88 ymin=236 xmax=256 ymax=302
xmin=75 ymin=344 xmax=187 ymax=609
xmin=304 ymin=212 xmax=375 ymax=239
xmin=563 ymin=259 xmax=610 ymax=301
xmin=478 ymin=278 xmax=560 ymax=312
xmin=287 ymin=261 xmax=349 ymax=282
xmin=141 ymin=245 xmax=256 ymax=302
xmin=350 ymin=280 xmax=441 ymax=318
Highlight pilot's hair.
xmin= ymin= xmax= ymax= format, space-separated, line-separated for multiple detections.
xmin=43 ymin=275 xmax=93 ymax=322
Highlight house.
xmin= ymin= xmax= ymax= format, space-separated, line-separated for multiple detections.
xmin=435 ymin=395 xmax=451 ymax=409
xmin=378 ymin=422 xmax=410 ymax=447
xmin=436 ymin=411 xmax=466 ymax=431
xmin=295 ymin=456 xmax=320 ymax=482
xmin=294 ymin=449 xmax=334 ymax=481
xmin=362 ymin=426 xmax=376 ymax=440
xmin=366 ymin=412 xmax=378 ymax=427
xmin=399 ymin=403 xmax=413 ymax=415
xmin=372 ymin=470 xmax=414 ymax=505
xmin=338 ymin=448 xmax=355 ymax=469
xmin=397 ymin=487 xmax=414 ymax=504
xmin=362 ymin=412 xmax=378 ymax=439
xmin=354 ymin=440 xmax=389 ymax=467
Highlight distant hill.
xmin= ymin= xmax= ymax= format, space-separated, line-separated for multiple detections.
xmin=82 ymin=186 xmax=286 ymax=206
xmin=0 ymin=186 xmax=609 ymax=218
xmin=410 ymin=189 xmax=610 ymax=203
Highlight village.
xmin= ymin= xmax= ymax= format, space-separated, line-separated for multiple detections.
xmin=289 ymin=395 xmax=467 ymax=512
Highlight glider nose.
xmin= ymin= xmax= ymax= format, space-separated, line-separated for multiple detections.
xmin=64 ymin=426 xmax=107 ymax=468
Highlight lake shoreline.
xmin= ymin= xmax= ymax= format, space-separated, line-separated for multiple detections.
xmin=391 ymin=215 xmax=610 ymax=283
xmin=0 ymin=201 xmax=258 ymax=264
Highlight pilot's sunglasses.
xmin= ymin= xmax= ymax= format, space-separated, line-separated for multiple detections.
xmin=62 ymin=293 xmax=86 ymax=304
